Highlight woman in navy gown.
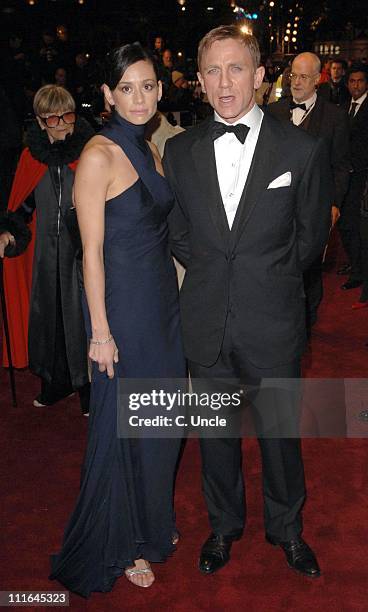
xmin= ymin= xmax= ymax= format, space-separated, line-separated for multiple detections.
xmin=50 ymin=43 xmax=185 ymax=594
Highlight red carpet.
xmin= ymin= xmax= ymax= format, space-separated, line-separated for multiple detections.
xmin=1 ymin=234 xmax=368 ymax=611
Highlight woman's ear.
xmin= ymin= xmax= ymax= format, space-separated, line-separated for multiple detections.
xmin=102 ymin=83 xmax=114 ymax=108
xmin=36 ymin=116 xmax=46 ymax=130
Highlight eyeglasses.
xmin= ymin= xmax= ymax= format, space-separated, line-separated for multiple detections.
xmin=289 ymin=73 xmax=318 ymax=82
xmin=38 ymin=111 xmax=76 ymax=128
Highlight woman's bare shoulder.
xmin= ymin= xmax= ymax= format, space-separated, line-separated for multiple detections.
xmin=81 ymin=134 xmax=131 ymax=168
xmin=80 ymin=135 xmax=117 ymax=163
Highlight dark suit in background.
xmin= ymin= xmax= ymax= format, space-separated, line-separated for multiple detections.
xmin=267 ymin=95 xmax=351 ymax=327
xmin=318 ymin=80 xmax=350 ymax=106
xmin=164 ymin=111 xmax=332 ymax=541
xmin=339 ymin=96 xmax=368 ymax=282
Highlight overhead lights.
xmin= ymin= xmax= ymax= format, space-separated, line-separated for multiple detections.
xmin=240 ymin=24 xmax=252 ymax=35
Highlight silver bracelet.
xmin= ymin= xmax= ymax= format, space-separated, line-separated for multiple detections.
xmin=90 ymin=334 xmax=113 ymax=345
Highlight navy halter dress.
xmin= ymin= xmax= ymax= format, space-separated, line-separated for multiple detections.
xmin=50 ymin=112 xmax=185 ymax=597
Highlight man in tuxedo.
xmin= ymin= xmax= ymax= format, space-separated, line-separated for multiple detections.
xmin=318 ymin=59 xmax=350 ymax=106
xmin=163 ymin=26 xmax=332 ymax=578
xmin=267 ymin=52 xmax=350 ymax=330
xmin=338 ymin=63 xmax=368 ymax=290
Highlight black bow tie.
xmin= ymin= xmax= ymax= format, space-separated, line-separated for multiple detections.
xmin=290 ymin=101 xmax=307 ymax=111
xmin=212 ymin=121 xmax=250 ymax=144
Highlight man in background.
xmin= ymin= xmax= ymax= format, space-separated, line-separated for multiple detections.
xmin=318 ymin=59 xmax=350 ymax=106
xmin=268 ymin=52 xmax=350 ymax=333
xmin=338 ymin=63 xmax=368 ymax=291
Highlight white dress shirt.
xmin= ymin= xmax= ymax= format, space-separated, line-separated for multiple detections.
xmin=214 ymin=104 xmax=263 ymax=229
xmin=349 ymin=91 xmax=368 ymax=116
xmin=291 ymin=92 xmax=317 ymax=126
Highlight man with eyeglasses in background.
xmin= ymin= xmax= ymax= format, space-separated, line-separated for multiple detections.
xmin=268 ymin=52 xmax=350 ymax=336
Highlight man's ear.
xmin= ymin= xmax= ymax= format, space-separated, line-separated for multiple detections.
xmin=157 ymin=80 xmax=163 ymax=102
xmin=314 ymin=73 xmax=321 ymax=88
xmin=197 ymin=71 xmax=205 ymax=94
xmin=254 ymin=65 xmax=265 ymax=91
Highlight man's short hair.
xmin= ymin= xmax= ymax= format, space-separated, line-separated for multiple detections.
xmin=331 ymin=59 xmax=347 ymax=69
xmin=197 ymin=25 xmax=261 ymax=71
xmin=348 ymin=62 xmax=368 ymax=80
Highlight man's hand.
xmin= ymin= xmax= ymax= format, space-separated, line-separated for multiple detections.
xmin=331 ymin=205 xmax=340 ymax=227
xmin=0 ymin=232 xmax=15 ymax=258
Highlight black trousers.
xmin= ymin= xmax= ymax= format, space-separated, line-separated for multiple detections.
xmin=189 ymin=319 xmax=305 ymax=543
xmin=339 ymin=174 xmax=367 ymax=282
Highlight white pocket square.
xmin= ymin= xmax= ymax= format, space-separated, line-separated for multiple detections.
xmin=267 ymin=172 xmax=292 ymax=189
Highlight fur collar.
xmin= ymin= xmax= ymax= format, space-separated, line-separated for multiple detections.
xmin=26 ymin=116 xmax=94 ymax=166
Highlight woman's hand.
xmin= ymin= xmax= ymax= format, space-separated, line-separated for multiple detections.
xmin=0 ymin=232 xmax=15 ymax=258
xmin=89 ymin=337 xmax=119 ymax=378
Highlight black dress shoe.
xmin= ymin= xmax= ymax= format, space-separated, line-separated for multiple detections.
xmin=337 ymin=264 xmax=351 ymax=275
xmin=199 ymin=533 xmax=235 ymax=574
xmin=266 ymin=534 xmax=321 ymax=578
xmin=341 ymin=279 xmax=362 ymax=290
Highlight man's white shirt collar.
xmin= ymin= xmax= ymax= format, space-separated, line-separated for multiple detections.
xmin=291 ymin=92 xmax=316 ymax=126
xmin=292 ymin=91 xmax=317 ymax=110
xmin=213 ymin=104 xmax=263 ymax=229
xmin=351 ymin=91 xmax=368 ymax=107
xmin=214 ymin=103 xmax=263 ymax=134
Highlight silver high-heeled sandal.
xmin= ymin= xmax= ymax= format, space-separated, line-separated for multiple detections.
xmin=125 ymin=562 xmax=155 ymax=588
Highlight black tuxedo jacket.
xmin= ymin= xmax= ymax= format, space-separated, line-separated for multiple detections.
xmin=267 ymin=95 xmax=351 ymax=207
xmin=343 ymin=96 xmax=368 ymax=173
xmin=163 ymin=112 xmax=332 ymax=368
xmin=341 ymin=96 xmax=368 ymax=209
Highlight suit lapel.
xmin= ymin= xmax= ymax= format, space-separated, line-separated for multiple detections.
xmin=191 ymin=119 xmax=230 ymax=246
xmin=355 ymin=95 xmax=368 ymax=121
xmin=276 ymin=98 xmax=291 ymax=121
xmin=301 ymin=97 xmax=323 ymax=137
xmin=229 ymin=114 xmax=277 ymax=251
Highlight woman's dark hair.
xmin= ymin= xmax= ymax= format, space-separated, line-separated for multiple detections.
xmin=104 ymin=42 xmax=159 ymax=90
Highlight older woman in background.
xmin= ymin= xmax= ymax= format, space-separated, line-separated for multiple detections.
xmin=1 ymin=84 xmax=93 ymax=413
